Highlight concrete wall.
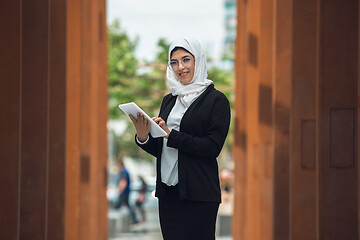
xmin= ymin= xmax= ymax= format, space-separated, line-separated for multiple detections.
xmin=0 ymin=0 xmax=108 ymax=239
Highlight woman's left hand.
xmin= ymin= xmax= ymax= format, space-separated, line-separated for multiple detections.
xmin=152 ymin=117 xmax=171 ymax=139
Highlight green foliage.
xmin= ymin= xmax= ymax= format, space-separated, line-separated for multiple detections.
xmin=108 ymin=20 xmax=139 ymax=119
xmin=208 ymin=66 xmax=233 ymax=105
xmin=155 ymin=38 xmax=170 ymax=63
xmin=108 ymin=22 xmax=170 ymax=161
xmin=207 ymin=66 xmax=234 ymax=154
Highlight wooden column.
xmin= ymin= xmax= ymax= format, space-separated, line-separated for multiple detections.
xmin=97 ymin=0 xmax=109 ymax=238
xmin=233 ymin=0 xmax=277 ymax=239
xmin=0 ymin=1 xmax=108 ymax=239
xmin=0 ymin=1 xmax=21 ymax=239
xmin=318 ymin=1 xmax=358 ymax=239
xmin=245 ymin=0 xmax=261 ymax=238
xmin=77 ymin=0 xmax=108 ymax=239
xmin=78 ymin=0 xmax=93 ymax=238
xmin=233 ymin=0 xmax=359 ymax=240
xmin=48 ymin=1 xmax=67 ymax=240
xmin=20 ymin=0 xmax=50 ymax=238
xmin=291 ymin=0 xmax=318 ymax=239
xmin=65 ymin=0 xmax=82 ymax=238
xmin=273 ymin=0 xmax=292 ymax=239
xmin=258 ymin=0 xmax=275 ymax=238
xmin=232 ymin=0 xmax=248 ymax=238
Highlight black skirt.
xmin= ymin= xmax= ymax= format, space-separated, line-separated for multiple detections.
xmin=158 ymin=183 xmax=219 ymax=240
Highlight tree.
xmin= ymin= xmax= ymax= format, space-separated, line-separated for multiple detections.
xmin=108 ymin=22 xmax=170 ymax=161
xmin=108 ymin=20 xmax=139 ymax=119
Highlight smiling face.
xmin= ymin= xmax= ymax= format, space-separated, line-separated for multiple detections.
xmin=170 ymin=48 xmax=195 ymax=85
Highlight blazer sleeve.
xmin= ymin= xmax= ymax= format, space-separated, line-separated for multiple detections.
xmin=135 ymin=134 xmax=160 ymax=158
xmin=166 ymin=93 xmax=231 ymax=159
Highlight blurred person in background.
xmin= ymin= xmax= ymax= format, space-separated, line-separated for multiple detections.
xmin=135 ymin=175 xmax=148 ymax=223
xmin=129 ymin=38 xmax=231 ymax=240
xmin=114 ymin=158 xmax=138 ymax=224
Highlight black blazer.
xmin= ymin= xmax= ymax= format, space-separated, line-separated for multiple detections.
xmin=136 ymin=84 xmax=231 ymax=202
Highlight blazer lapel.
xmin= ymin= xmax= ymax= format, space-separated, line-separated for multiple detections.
xmin=159 ymin=95 xmax=176 ymax=122
xmin=181 ymin=84 xmax=214 ymax=123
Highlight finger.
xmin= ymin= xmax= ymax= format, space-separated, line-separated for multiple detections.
xmin=137 ymin=113 xmax=143 ymax=124
xmin=143 ymin=115 xmax=148 ymax=123
xmin=153 ymin=117 xmax=162 ymax=124
xmin=159 ymin=120 xmax=166 ymax=127
xmin=139 ymin=113 xmax=146 ymax=123
xmin=137 ymin=112 xmax=141 ymax=122
xmin=129 ymin=114 xmax=136 ymax=124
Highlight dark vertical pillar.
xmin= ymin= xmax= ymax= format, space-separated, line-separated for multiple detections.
xmin=0 ymin=1 xmax=21 ymax=239
xmin=20 ymin=0 xmax=49 ymax=239
xmin=233 ymin=1 xmax=360 ymax=240
xmin=273 ymin=0 xmax=292 ymax=239
xmin=0 ymin=0 xmax=108 ymax=239
xmin=47 ymin=0 xmax=66 ymax=239
xmin=318 ymin=1 xmax=358 ymax=239
xmin=291 ymin=0 xmax=318 ymax=239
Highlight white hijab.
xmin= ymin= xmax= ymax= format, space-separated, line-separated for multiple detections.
xmin=166 ymin=38 xmax=213 ymax=107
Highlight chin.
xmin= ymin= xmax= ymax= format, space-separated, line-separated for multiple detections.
xmin=179 ymin=78 xmax=192 ymax=85
xmin=181 ymin=81 xmax=191 ymax=85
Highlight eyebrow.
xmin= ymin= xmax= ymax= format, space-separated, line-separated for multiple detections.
xmin=170 ymin=55 xmax=192 ymax=61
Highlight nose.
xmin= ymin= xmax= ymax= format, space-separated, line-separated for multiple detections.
xmin=178 ymin=61 xmax=186 ymax=69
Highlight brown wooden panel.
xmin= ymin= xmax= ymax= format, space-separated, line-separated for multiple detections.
xmin=97 ymin=0 xmax=109 ymax=238
xmin=20 ymin=0 xmax=49 ymax=239
xmin=301 ymin=120 xmax=316 ymax=169
xmin=79 ymin=0 xmax=95 ymax=239
xmin=0 ymin=1 xmax=21 ymax=239
xmin=330 ymin=108 xmax=355 ymax=168
xmin=89 ymin=1 xmax=101 ymax=238
xmin=47 ymin=0 xmax=66 ymax=239
xmin=318 ymin=0 xmax=358 ymax=239
xmin=232 ymin=0 xmax=249 ymax=238
xmin=0 ymin=0 xmax=108 ymax=239
xmin=258 ymin=84 xmax=272 ymax=127
xmin=291 ymin=0 xmax=318 ymax=239
xmin=65 ymin=0 xmax=82 ymax=239
xmin=248 ymin=33 xmax=258 ymax=68
xmin=273 ymin=0 xmax=292 ymax=240
xmin=258 ymin=1 xmax=275 ymax=239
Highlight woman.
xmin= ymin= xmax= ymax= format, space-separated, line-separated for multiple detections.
xmin=129 ymin=38 xmax=230 ymax=240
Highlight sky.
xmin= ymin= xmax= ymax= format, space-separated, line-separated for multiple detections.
xmin=106 ymin=0 xmax=226 ymax=62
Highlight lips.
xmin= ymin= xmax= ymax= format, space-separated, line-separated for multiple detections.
xmin=179 ymin=72 xmax=189 ymax=77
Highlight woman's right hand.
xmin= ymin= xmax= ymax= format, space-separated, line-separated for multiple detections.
xmin=129 ymin=113 xmax=151 ymax=142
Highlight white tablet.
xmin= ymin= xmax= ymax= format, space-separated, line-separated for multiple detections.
xmin=118 ymin=102 xmax=167 ymax=138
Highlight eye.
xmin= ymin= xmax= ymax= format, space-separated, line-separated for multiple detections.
xmin=170 ymin=61 xmax=178 ymax=66
xmin=182 ymin=57 xmax=191 ymax=63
